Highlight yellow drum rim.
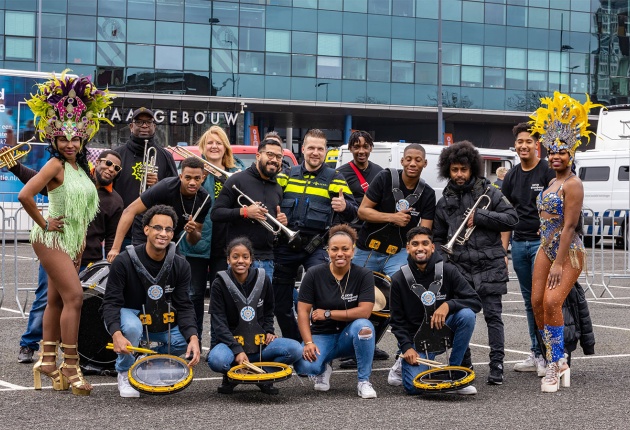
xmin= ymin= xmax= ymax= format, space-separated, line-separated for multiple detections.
xmin=128 ymin=354 xmax=194 ymax=395
xmin=371 ymin=311 xmax=390 ymax=318
xmin=227 ymin=361 xmax=293 ymax=383
xmin=412 ymin=366 xmax=475 ymax=391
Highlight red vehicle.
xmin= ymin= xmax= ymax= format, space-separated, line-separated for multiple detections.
xmin=169 ymin=144 xmax=298 ymax=171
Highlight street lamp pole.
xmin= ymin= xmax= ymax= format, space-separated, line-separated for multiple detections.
xmin=316 ymin=82 xmax=329 ymax=101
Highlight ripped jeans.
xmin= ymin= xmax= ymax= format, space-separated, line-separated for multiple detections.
xmin=294 ymin=319 xmax=375 ymax=381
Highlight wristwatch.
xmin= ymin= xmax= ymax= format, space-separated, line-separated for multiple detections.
xmin=324 ymin=310 xmax=331 ymax=320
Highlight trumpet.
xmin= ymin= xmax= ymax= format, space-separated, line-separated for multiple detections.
xmin=0 ymin=137 xmax=34 ymax=169
xmin=139 ymin=139 xmax=158 ymax=195
xmin=232 ymin=184 xmax=300 ymax=244
xmin=167 ymin=144 xmax=232 ymax=183
xmin=441 ymin=190 xmax=492 ymax=255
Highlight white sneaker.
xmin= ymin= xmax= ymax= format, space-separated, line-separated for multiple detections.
xmin=118 ymin=372 xmax=140 ymax=398
xmin=310 ymin=363 xmax=332 ymax=391
xmin=357 ymin=380 xmax=377 ymax=399
xmin=514 ymin=352 xmax=538 ymax=372
xmin=387 ymin=357 xmax=403 ymax=386
xmin=456 ymin=385 xmax=477 ymax=395
xmin=536 ymin=355 xmax=547 ymax=377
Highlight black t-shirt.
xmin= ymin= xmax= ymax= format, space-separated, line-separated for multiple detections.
xmin=298 ymin=263 xmax=375 ymax=335
xmin=337 ymin=161 xmax=384 ymax=206
xmin=357 ymin=169 xmax=436 ymax=250
xmin=502 ymin=160 xmax=555 ymax=241
xmin=132 ymin=177 xmax=210 ymax=245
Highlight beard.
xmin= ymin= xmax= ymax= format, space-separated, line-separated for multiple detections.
xmin=95 ymin=169 xmax=113 ymax=186
xmin=258 ymin=160 xmax=279 ymax=178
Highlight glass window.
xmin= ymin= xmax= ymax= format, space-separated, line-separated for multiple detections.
xmin=484 ymin=68 xmax=504 ymax=88
xmin=506 ymin=48 xmax=526 ymax=68
xmin=366 ymin=82 xmax=390 ymax=104
xmin=415 ymin=62 xmax=437 ymax=85
xmin=485 ymin=24 xmax=506 ymax=46
xmin=41 ymin=38 xmax=66 ymax=63
xmin=528 ymin=28 xmax=549 ymax=50
xmin=393 ymin=0 xmax=413 ymax=17
xmin=462 ymin=45 xmax=483 ymax=66
xmin=528 ymin=71 xmax=547 ymax=91
xmin=185 ymin=23 xmax=211 ymax=48
xmin=67 ymin=40 xmax=95 ymax=64
xmin=484 ymin=46 xmax=505 ymax=67
xmin=461 ymin=66 xmax=482 ymax=87
xmin=391 ymin=82 xmax=414 ymax=105
xmin=213 ymin=26 xmax=238 ymax=49
xmin=368 ymin=0 xmax=391 ymax=15
xmin=213 ymin=2 xmax=239 ymax=26
xmin=184 ymin=47 xmax=209 ymax=71
xmin=239 ymin=74 xmax=264 ymax=99
xmin=5 ymin=11 xmax=35 ymax=36
xmin=266 ymin=30 xmax=290 ymax=53
xmin=343 ymin=58 xmax=366 ymax=80
xmin=318 ymin=34 xmax=341 ymax=56
xmin=320 ymin=0 xmax=342 ymax=11
xmin=266 ymin=53 xmax=291 ymax=76
xmin=265 ymin=76 xmax=290 ymax=100
xmin=98 ymin=0 xmax=125 ymax=17
xmin=240 ymin=5 xmax=265 ymax=27
xmin=293 ymin=8 xmax=317 ymax=32
xmin=291 ymin=77 xmax=316 ymax=100
xmin=43 ymin=0 xmax=67 ymax=13
xmin=485 ymin=3 xmax=505 ymax=25
xmin=266 ymin=6 xmax=291 ymax=29
xmin=185 ymin=0 xmax=212 ymax=24
xmin=292 ymin=31 xmax=317 ymax=55
xmin=367 ymin=14 xmax=391 ymax=38
xmin=127 ymin=44 xmax=154 ymax=68
xmin=5 ymin=37 xmax=33 ymax=60
xmin=416 ymin=84 xmax=437 ymax=107
xmin=392 ymin=39 xmax=414 ymax=61
xmin=239 ymin=51 xmax=264 ymax=74
xmin=128 ymin=0 xmax=155 ymax=20
xmin=97 ymin=41 xmax=125 ymax=67
xmin=506 ymin=69 xmax=526 ymax=89
xmin=416 ymin=41 xmax=437 ymax=63
xmin=318 ymin=10 xmax=342 ymax=33
xmin=570 ymin=12 xmax=590 ymax=32
xmin=443 ymin=43 xmax=461 ymax=64
xmin=528 ymin=50 xmax=548 ymax=70
xmin=549 ymin=10 xmax=569 ymax=31
xmin=528 ymin=8 xmax=549 ymax=29
xmin=484 ymin=88 xmax=505 ymax=110
xmin=392 ymin=61 xmax=414 ymax=83
xmin=392 ymin=16 xmax=415 ymax=39
xmin=68 ymin=0 xmax=96 ymax=15
xmin=343 ymin=80 xmax=367 ymax=103
xmin=343 ymin=12 xmax=367 ymax=36
xmin=156 ymin=0 xmax=183 ymax=21
xmin=531 ymin=0 xmax=550 ymax=6
xmin=618 ymin=166 xmax=629 ymax=182
xmin=443 ymin=0 xmax=462 ymax=21
xmin=239 ymin=27 xmax=264 ymax=51
xmin=416 ymin=0 xmax=437 ymax=19
xmin=294 ymin=0 xmax=317 ymax=8
xmin=343 ymin=35 xmax=367 ymax=57
xmin=367 ymin=59 xmax=390 ymax=82
xmin=41 ymin=14 xmax=66 ymax=38
xmin=443 ymin=65 xmax=460 ymax=86
xmin=211 ymin=49 xmax=237 ymax=73
xmin=156 ymin=46 xmax=183 ymax=70
xmin=127 ymin=20 xmax=155 ymax=44
xmin=579 ymin=166 xmax=609 ymax=181
xmin=68 ymin=14 xmax=97 ymax=40
xmin=507 ymin=6 xmax=526 ymax=27
xmin=368 ymin=37 xmax=391 ymax=59
xmin=0 ymin=11 xmax=3 ymax=35
xmin=344 ymin=0 xmax=367 ymax=13
xmin=570 ymin=0 xmax=589 ymax=12
xmin=462 ymin=1 xmax=484 ymax=23
xmin=156 ymin=22 xmax=183 ymax=46
xmin=292 ymin=54 xmax=316 ymax=77
xmin=317 ymin=56 xmax=341 ymax=79
xmin=461 ymin=22 xmax=484 ymax=45
xmin=442 ymin=21 xmax=462 ymax=43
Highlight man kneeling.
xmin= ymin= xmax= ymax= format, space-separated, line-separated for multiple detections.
xmin=389 ymin=226 xmax=481 ymax=395
xmin=101 ymin=205 xmax=200 ymax=398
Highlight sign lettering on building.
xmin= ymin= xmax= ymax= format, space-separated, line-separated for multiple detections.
xmin=109 ymin=108 xmax=239 ymax=126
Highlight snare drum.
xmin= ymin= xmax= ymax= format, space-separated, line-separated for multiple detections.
xmin=78 ymin=261 xmax=116 ymax=370
xmin=128 ymin=354 xmax=193 ymax=395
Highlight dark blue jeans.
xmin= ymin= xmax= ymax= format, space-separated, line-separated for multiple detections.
xmin=511 ymin=239 xmax=542 ymax=355
xmin=19 ymin=264 xmax=48 ymax=350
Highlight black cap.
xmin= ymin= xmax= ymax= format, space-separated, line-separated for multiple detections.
xmin=131 ymin=107 xmax=154 ymax=121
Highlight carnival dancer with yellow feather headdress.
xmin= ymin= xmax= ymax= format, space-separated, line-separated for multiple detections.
xmin=529 ymin=92 xmax=601 ymax=393
xmin=18 ymin=70 xmax=114 ymax=396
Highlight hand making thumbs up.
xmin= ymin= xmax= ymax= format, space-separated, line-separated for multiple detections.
xmin=331 ymin=189 xmax=346 ymax=213
xmin=276 ymin=205 xmax=288 ymax=226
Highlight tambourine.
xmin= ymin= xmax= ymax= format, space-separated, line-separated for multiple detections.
xmin=227 ymin=361 xmax=293 ymax=384
xmin=412 ymin=365 xmax=475 ymax=393
xmin=128 ymin=354 xmax=193 ymax=395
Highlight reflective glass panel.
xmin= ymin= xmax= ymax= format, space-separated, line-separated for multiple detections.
xmin=462 ymin=45 xmax=483 ymax=66
xmin=239 ymin=27 xmax=264 ymax=51
xmin=294 ymin=0 xmax=317 ymax=8
xmin=185 ymin=0 xmax=213 ymax=24
xmin=185 ymin=24 xmax=211 ymax=48
xmin=41 ymin=14 xmax=66 ymax=38
xmin=415 ymin=62 xmax=437 ymax=84
xmin=528 ymin=71 xmax=547 ymax=91
xmin=41 ymin=38 xmax=66 ymax=63
xmin=343 ymin=35 xmax=367 ymax=58
xmin=391 ymin=83 xmax=414 ymax=105
xmin=128 ymin=0 xmax=156 ymax=20
xmin=156 ymin=46 xmax=183 ymax=70
xmin=213 ymin=2 xmax=239 ymax=26
xmin=317 ymin=56 xmax=342 ymax=79
xmin=292 ymin=54 xmax=316 ymax=77
xmin=127 ymin=20 xmax=155 ymax=44
xmin=528 ymin=8 xmax=549 ymax=29
xmin=344 ymin=0 xmax=368 ymax=13
xmin=127 ymin=44 xmax=155 ymax=68
xmin=67 ymin=40 xmax=95 ymax=64
xmin=343 ymin=58 xmax=366 ymax=80
xmin=266 ymin=6 xmax=291 ymax=29
xmin=293 ymin=8 xmax=317 ymax=32
xmin=320 ymin=0 xmax=342 ymax=11
xmin=485 ymin=3 xmax=505 ymax=25
xmin=392 ymin=16 xmax=415 ymax=39
xmin=292 ymin=31 xmax=317 ymax=55
xmin=97 ymin=41 xmax=125 ymax=67
xmin=368 ymin=14 xmax=392 ymax=38
xmin=528 ymin=50 xmax=548 ymax=70
xmin=367 ymin=59 xmax=390 ymax=82
xmin=318 ymin=34 xmax=342 ymax=56
xmin=239 ymin=51 xmax=265 ymax=74
xmin=240 ymin=5 xmax=265 ymax=27
xmin=443 ymin=43 xmax=461 ymax=64
xmin=392 ymin=0 xmax=414 ymax=17
xmin=462 ymin=1 xmax=484 ymax=23
xmin=97 ymin=17 xmax=126 ymax=43
xmin=184 ymin=48 xmax=209 ymax=71
xmin=318 ymin=10 xmax=342 ymax=33
xmin=266 ymin=30 xmax=290 ymax=53
xmin=239 ymin=74 xmax=264 ymax=98
xmin=98 ymin=0 xmax=126 ymax=18
xmin=484 ymin=68 xmax=505 ymax=88
xmin=416 ymin=0 xmax=437 ymax=19
xmin=68 ymin=0 xmax=96 ymax=15
xmin=67 ymin=14 xmax=96 ymax=40
xmin=42 ymin=0 xmax=67 ymax=13
xmin=484 ymin=88 xmax=505 ymax=110
xmin=342 ymin=80 xmax=367 ymax=103
xmin=366 ymin=82 xmax=390 ymax=104
xmin=461 ymin=66 xmax=482 ymax=87
xmin=211 ymin=49 xmax=237 ymax=73
xmin=266 ymin=53 xmax=291 ymax=76
xmin=5 ymin=11 xmax=35 ymax=36
xmin=484 ymin=46 xmax=505 ymax=67
xmin=6 ymin=37 xmax=34 ymax=60
xmin=156 ymin=0 xmax=184 ymax=21
xmin=368 ymin=37 xmax=391 ymax=59
xmin=291 ymin=77 xmax=316 ymax=100
xmin=392 ymin=62 xmax=414 ymax=83
xmin=265 ymin=76 xmax=290 ymax=99
xmin=505 ymin=69 xmax=526 ymax=89
xmin=443 ymin=0 xmax=462 ymax=21
xmin=368 ymin=0 xmax=391 ymax=15
xmin=570 ymin=12 xmax=590 ymax=32
xmin=156 ymin=22 xmax=183 ymax=46
xmin=507 ymin=6 xmax=526 ymax=27
xmin=506 ymin=48 xmax=526 ymax=68
xmin=392 ymin=39 xmax=414 ymax=61
xmin=343 ymin=12 xmax=367 ymax=36
xmin=416 ymin=41 xmax=437 ymax=63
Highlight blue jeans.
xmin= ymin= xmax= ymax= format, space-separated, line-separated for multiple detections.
xmin=114 ymin=308 xmax=189 ymax=373
xmin=19 ymin=264 xmax=48 ymax=350
xmin=352 ymin=248 xmax=409 ymax=278
xmin=207 ymin=338 xmax=303 ymax=373
xmin=401 ymin=308 xmax=476 ymax=395
xmin=511 ymin=239 xmax=541 ymax=355
xmin=252 ymin=259 xmax=274 ymax=282
xmin=294 ymin=319 xmax=375 ymax=381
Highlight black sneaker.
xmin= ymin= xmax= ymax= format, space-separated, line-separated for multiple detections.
xmin=487 ymin=364 xmax=504 ymax=385
xmin=339 ymin=347 xmax=390 ymax=368
xmin=18 ymin=346 xmax=35 ymax=363
xmin=217 ymin=375 xmax=237 ymax=394
xmin=257 ymin=383 xmax=279 ymax=395
xmin=373 ymin=346 xmax=390 ymax=361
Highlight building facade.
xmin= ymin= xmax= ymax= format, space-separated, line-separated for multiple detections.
xmin=0 ymin=0 xmax=621 ymax=150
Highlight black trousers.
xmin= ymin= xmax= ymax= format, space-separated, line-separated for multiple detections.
xmin=480 ymin=293 xmax=505 ymax=367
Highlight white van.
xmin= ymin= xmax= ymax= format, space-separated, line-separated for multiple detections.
xmin=336 ymin=142 xmax=517 ymax=196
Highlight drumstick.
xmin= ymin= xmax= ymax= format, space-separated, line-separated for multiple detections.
xmin=416 ymin=357 xmax=446 ymax=368
xmin=175 ymin=193 xmax=211 ymax=247
xmin=243 ymin=361 xmax=266 ymax=374
xmin=106 ymin=343 xmax=157 ymax=355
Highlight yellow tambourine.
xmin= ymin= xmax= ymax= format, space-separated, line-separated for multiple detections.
xmin=227 ymin=361 xmax=293 ymax=384
xmin=412 ymin=366 xmax=475 ymax=393
xmin=128 ymin=354 xmax=193 ymax=395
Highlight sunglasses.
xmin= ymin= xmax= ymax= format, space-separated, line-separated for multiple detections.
xmin=100 ymin=158 xmax=122 ymax=172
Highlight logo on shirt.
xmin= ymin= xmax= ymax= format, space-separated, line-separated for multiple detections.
xmin=240 ymin=306 xmax=255 ymax=322
xmin=531 ymin=183 xmax=544 ymax=192
xmin=147 ymin=285 xmax=163 ymax=300
xmin=132 ymin=161 xmax=144 ymax=181
xmin=421 ymin=291 xmax=436 ymax=306
xmin=257 ymin=298 xmax=264 ymax=308
xmin=341 ymin=293 xmax=358 ymax=302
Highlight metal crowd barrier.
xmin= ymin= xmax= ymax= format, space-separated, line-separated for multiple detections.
xmin=13 ymin=205 xmax=42 ymax=316
xmin=0 ymin=205 xmax=6 ymax=309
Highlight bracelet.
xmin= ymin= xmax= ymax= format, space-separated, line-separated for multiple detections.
xmin=44 ymin=219 xmax=49 ymax=232
xmin=304 ymin=341 xmax=314 ymax=346
xmin=243 ymin=206 xmax=248 ymax=218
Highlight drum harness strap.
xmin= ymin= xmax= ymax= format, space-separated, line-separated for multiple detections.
xmin=218 ymin=269 xmax=267 ymax=357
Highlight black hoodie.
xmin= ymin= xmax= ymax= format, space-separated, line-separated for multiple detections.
xmin=389 ymin=252 xmax=482 ymax=354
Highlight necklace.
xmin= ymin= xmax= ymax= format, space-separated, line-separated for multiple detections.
xmin=180 ymin=191 xmax=197 ymax=221
xmin=333 ymin=265 xmax=351 ymax=299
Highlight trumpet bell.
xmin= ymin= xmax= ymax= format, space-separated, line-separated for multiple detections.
xmin=0 ymin=139 xmax=33 ymax=169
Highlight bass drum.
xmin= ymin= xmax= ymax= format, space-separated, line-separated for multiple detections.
xmin=78 ymin=261 xmax=117 ymax=372
xmin=370 ymin=272 xmax=392 ymax=343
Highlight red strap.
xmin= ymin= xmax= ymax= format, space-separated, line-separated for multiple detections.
xmin=348 ymin=162 xmax=369 ymax=193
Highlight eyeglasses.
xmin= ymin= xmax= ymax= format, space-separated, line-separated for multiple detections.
xmin=133 ymin=119 xmax=155 ymax=126
xmin=148 ymin=225 xmax=175 ymax=234
xmin=263 ymin=151 xmax=283 ymax=161
xmin=99 ymin=158 xmax=122 ymax=172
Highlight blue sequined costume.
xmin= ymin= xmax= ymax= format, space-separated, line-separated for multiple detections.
xmin=536 ymin=175 xmax=585 ymax=269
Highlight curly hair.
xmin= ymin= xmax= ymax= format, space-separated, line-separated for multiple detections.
xmin=348 ymin=130 xmax=374 ymax=147
xmin=437 ymin=140 xmax=483 ymax=180
xmin=142 ymin=204 xmax=178 ymax=228
xmin=512 ymin=122 xmax=538 ymax=139
xmin=47 ymin=138 xmax=92 ymax=177
xmin=328 ymin=224 xmax=358 ymax=244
